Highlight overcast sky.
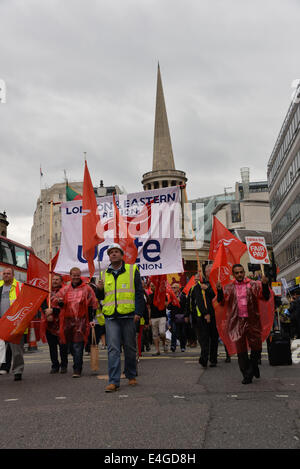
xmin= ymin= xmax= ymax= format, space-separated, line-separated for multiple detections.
xmin=1 ymin=0 xmax=299 ymax=246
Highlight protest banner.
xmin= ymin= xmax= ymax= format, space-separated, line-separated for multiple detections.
xmin=55 ymin=186 xmax=183 ymax=277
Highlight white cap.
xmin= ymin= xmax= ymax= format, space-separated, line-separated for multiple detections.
xmin=107 ymin=243 xmax=124 ymax=255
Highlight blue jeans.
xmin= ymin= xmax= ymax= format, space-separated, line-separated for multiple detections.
xmin=70 ymin=342 xmax=84 ymax=373
xmin=105 ymin=317 xmax=137 ymax=386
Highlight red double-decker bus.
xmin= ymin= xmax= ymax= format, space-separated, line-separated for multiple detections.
xmin=0 ymin=235 xmax=34 ymax=282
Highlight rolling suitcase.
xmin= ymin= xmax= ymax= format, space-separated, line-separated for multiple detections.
xmin=267 ymin=311 xmax=292 ymax=366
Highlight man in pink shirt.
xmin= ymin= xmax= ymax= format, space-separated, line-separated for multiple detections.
xmin=216 ymin=264 xmax=271 ymax=384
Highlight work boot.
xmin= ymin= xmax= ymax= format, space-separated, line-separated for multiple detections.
xmin=128 ymin=378 xmax=137 ymax=386
xmin=105 ymin=383 xmax=120 ymax=392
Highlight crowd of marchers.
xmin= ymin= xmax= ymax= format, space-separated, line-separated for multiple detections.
xmin=0 ymin=246 xmax=299 ymax=389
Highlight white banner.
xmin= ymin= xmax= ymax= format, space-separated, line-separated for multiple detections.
xmin=55 ymin=186 xmax=184 ymax=277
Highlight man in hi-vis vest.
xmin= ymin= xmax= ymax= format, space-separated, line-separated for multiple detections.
xmin=97 ymin=244 xmax=144 ymax=392
xmin=0 ymin=267 xmax=24 ymax=381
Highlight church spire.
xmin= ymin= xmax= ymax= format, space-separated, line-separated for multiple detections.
xmin=153 ymin=63 xmax=176 ymax=171
xmin=141 ymin=63 xmax=187 ymax=192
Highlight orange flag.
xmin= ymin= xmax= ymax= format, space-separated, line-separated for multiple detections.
xmin=113 ymin=193 xmax=138 ymax=264
xmin=82 ymin=161 xmax=104 ymax=278
xmin=209 ymin=216 xmax=247 ymax=266
xmin=209 ymin=241 xmax=232 ymax=294
xmin=0 ymin=284 xmax=48 ymax=344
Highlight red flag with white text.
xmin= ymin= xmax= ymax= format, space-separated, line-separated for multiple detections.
xmin=0 ymin=284 xmax=48 ymax=344
xmin=209 ymin=216 xmax=247 ymax=267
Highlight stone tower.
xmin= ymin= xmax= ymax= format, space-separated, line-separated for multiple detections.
xmin=142 ymin=63 xmax=187 ymax=190
xmin=0 ymin=211 xmax=9 ymax=237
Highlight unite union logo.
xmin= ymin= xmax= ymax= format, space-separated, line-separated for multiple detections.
xmin=28 ymin=277 xmax=48 ymax=289
xmin=7 ymin=303 xmax=33 ymax=322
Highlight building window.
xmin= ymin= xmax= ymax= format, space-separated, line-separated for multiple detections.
xmin=231 ymin=202 xmax=241 ymax=223
xmin=270 ymin=148 xmax=300 ymax=217
xmin=276 ymin=234 xmax=300 ymax=270
xmin=162 ymin=180 xmax=168 ymax=188
xmin=154 ymin=181 xmax=159 ymax=189
xmin=272 ymin=192 xmax=300 ymax=244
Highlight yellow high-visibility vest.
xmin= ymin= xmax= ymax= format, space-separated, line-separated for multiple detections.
xmin=0 ymin=278 xmax=22 ymax=305
xmin=101 ymin=264 xmax=137 ymax=316
xmin=96 ymin=308 xmax=105 ymax=326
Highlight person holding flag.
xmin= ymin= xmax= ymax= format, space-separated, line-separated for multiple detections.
xmin=148 ymin=276 xmax=169 ymax=356
xmin=187 ymin=266 xmax=219 ymax=368
xmin=97 ymin=244 xmax=144 ymax=392
xmin=40 ymin=273 xmax=68 ymax=374
xmin=216 ymin=264 xmax=273 ymax=384
xmin=57 ymin=267 xmax=98 ymax=378
xmin=167 ymin=283 xmax=188 ymax=353
xmin=0 ymin=268 xmax=24 ymax=380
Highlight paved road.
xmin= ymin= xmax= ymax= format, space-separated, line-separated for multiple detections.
xmin=0 ymin=342 xmax=299 ymax=450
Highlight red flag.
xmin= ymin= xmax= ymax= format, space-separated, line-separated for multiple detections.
xmin=166 ymin=282 xmax=180 ymax=307
xmin=82 ymin=161 xmax=105 ymax=278
xmin=209 ymin=216 xmax=247 ymax=267
xmin=27 ymin=253 xmax=49 ymax=290
xmin=27 ymin=252 xmax=61 ymax=290
xmin=0 ymin=284 xmax=48 ymax=344
xmin=209 ymin=241 xmax=232 ymax=294
xmin=150 ymin=275 xmax=167 ymax=310
xmin=182 ymin=275 xmax=196 ymax=295
xmin=113 ymin=193 xmax=138 ymax=264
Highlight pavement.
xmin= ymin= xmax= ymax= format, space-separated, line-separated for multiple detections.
xmin=0 ymin=341 xmax=299 ymax=450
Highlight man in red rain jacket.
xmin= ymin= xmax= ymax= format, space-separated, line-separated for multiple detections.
xmin=58 ymin=267 xmax=98 ymax=378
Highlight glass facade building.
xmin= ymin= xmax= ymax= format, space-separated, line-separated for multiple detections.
xmin=267 ymin=98 xmax=300 ymax=281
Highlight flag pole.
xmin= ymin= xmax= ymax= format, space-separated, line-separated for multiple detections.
xmin=48 ymin=200 xmax=54 ymax=307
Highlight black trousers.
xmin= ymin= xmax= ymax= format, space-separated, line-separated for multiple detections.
xmin=186 ymin=320 xmax=197 ymax=345
xmin=237 ymin=350 xmax=261 ymax=379
xmin=196 ymin=316 xmax=219 ymax=365
xmin=46 ymin=330 xmax=68 ymax=370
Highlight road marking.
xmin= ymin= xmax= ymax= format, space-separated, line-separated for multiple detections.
xmin=55 ymin=397 xmax=67 ymax=400
xmin=173 ymin=395 xmax=185 ymax=399
xmin=4 ymin=398 xmax=18 ymax=402
xmin=119 ymin=395 xmax=128 ymax=398
xmin=276 ymin=395 xmax=289 ymax=398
